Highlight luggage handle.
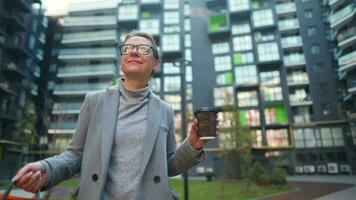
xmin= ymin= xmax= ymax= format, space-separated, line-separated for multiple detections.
xmin=1 ymin=182 xmax=40 ymax=200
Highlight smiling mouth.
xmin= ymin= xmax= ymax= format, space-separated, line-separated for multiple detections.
xmin=127 ymin=60 xmax=142 ymax=64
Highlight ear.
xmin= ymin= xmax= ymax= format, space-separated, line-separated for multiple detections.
xmin=152 ymin=59 xmax=160 ymax=71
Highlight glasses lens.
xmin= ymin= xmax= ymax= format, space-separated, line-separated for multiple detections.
xmin=138 ymin=45 xmax=151 ymax=55
xmin=121 ymin=45 xmax=133 ymax=54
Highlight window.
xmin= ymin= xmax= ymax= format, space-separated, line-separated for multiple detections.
xmin=186 ymin=66 xmax=193 ymax=82
xmin=233 ymin=35 xmax=252 ymax=51
xmin=234 ymin=65 xmax=258 ymax=85
xmin=295 ymin=127 xmax=345 ymax=148
xmin=237 ymin=91 xmax=258 ymax=107
xmin=307 ymin=26 xmax=317 ymax=37
xmin=304 ymin=9 xmax=313 ymax=18
xmin=184 ymin=3 xmax=190 ymax=16
xmin=163 ymin=62 xmax=180 ymax=74
xmin=150 ymin=77 xmax=160 ymax=93
xmin=231 ymin=21 xmax=251 ymax=35
xmin=28 ymin=35 xmax=36 ymax=50
xmin=214 ymin=55 xmax=232 ymax=71
xmin=313 ymin=63 xmax=324 ymax=74
xmin=164 ymin=76 xmax=180 ymax=92
xmin=164 ymin=95 xmax=181 ymax=110
xmin=118 ymin=5 xmax=138 ymax=20
xmin=164 ymin=0 xmax=179 ymax=9
xmin=254 ymin=31 xmax=275 ymax=42
xmin=351 ymin=124 xmax=356 ymax=145
xmin=216 ymin=72 xmax=233 ymax=85
xmin=264 ymin=105 xmax=288 ymax=125
xmin=233 ymin=52 xmax=254 ymax=65
xmin=260 ymin=71 xmax=280 ymax=86
xmin=185 ymin=34 xmax=191 ymax=47
xmin=311 ymin=44 xmax=320 ymax=54
xmin=257 ymin=42 xmax=279 ymax=62
xmin=252 ymin=9 xmax=274 ymax=27
xmin=185 ymin=49 xmax=192 ymax=61
xmin=162 ymin=34 xmax=180 ymax=52
xmin=266 ymin=129 xmax=289 ymax=148
xmin=164 ymin=11 xmax=179 ymax=24
xmin=262 ymin=86 xmax=283 ymax=101
xmin=239 ymin=109 xmax=260 ymax=126
xmin=229 ymin=0 xmax=250 ymax=12
xmin=163 ymin=25 xmax=180 ymax=33
xmin=139 ymin=19 xmax=160 ymax=35
xmin=214 ymin=86 xmax=234 ymax=106
xmin=212 ymin=42 xmax=230 ymax=54
xmin=184 ymin=18 xmax=191 ymax=32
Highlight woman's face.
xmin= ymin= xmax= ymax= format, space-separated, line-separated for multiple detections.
xmin=120 ymin=36 xmax=159 ymax=80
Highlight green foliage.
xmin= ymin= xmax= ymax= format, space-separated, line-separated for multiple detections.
xmin=250 ymin=162 xmax=268 ymax=181
xmin=257 ymin=174 xmax=271 ymax=186
xmin=271 ymin=168 xmax=287 ymax=185
xmin=13 ymin=103 xmax=38 ymax=146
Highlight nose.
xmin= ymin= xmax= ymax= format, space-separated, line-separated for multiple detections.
xmin=129 ymin=46 xmax=139 ymax=55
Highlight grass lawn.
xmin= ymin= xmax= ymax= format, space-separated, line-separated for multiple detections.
xmin=56 ymin=178 xmax=294 ymax=200
xmin=1 ymin=178 xmax=294 ymax=200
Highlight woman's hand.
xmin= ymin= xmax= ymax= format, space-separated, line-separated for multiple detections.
xmin=11 ymin=162 xmax=48 ymax=193
xmin=188 ymin=119 xmax=209 ymax=150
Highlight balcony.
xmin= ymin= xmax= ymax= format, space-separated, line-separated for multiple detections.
xmin=48 ymin=121 xmax=76 ymax=134
xmin=58 ymin=47 xmax=117 ymax=61
xmin=278 ymin=19 xmax=299 ymax=32
xmin=229 ymin=0 xmax=250 ymax=19
xmin=208 ymin=13 xmax=231 ymax=39
xmin=283 ymin=54 xmax=306 ymax=68
xmin=347 ymin=80 xmax=356 ymax=94
xmin=53 ymin=82 xmax=112 ymax=96
xmin=330 ymin=3 xmax=355 ymax=28
xmin=289 ymin=90 xmax=312 ymax=106
xmin=293 ymin=114 xmax=311 ymax=124
xmin=338 ymin=51 xmax=356 ymax=73
xmin=0 ymin=82 xmax=16 ymax=96
xmin=118 ymin=5 xmax=139 ymax=26
xmin=2 ymin=61 xmax=28 ymax=79
xmin=276 ymin=2 xmax=296 ymax=15
xmin=5 ymin=35 xmax=31 ymax=58
xmin=287 ymin=72 xmax=309 ymax=86
xmin=52 ymin=102 xmax=82 ymax=114
xmin=337 ymin=26 xmax=356 ymax=49
xmin=281 ymin=36 xmax=303 ymax=49
xmin=3 ymin=12 xmax=27 ymax=32
xmin=61 ymin=30 xmax=117 ymax=45
xmin=329 ymin=0 xmax=347 ymax=8
xmin=0 ymin=107 xmax=21 ymax=122
xmin=5 ymin=0 xmax=32 ymax=12
xmin=62 ymin=15 xmax=116 ymax=28
xmin=140 ymin=0 xmax=162 ymax=10
xmin=57 ymin=64 xmax=116 ymax=78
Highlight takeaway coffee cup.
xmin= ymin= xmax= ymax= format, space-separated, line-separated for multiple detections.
xmin=194 ymin=107 xmax=218 ymax=140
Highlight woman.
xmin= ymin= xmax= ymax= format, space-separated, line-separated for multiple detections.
xmin=12 ymin=31 xmax=209 ymax=200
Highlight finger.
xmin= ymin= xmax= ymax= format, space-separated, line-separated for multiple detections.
xmin=16 ymin=171 xmax=33 ymax=187
xmin=12 ymin=164 xmax=34 ymax=183
xmin=22 ymin=171 xmax=41 ymax=189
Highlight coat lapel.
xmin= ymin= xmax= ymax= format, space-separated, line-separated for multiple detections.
xmin=101 ymin=85 xmax=120 ymax=174
xmin=140 ymin=92 xmax=162 ymax=173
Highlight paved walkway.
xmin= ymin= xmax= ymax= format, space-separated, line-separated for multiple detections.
xmin=261 ymin=175 xmax=356 ymax=200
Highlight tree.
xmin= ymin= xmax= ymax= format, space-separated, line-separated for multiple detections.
xmin=219 ymin=95 xmax=253 ymax=192
xmin=13 ymin=103 xmax=38 ymax=148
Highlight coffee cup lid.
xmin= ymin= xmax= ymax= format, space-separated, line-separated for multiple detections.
xmin=194 ymin=107 xmax=219 ymax=114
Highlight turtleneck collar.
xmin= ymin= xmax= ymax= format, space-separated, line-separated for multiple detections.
xmin=119 ymin=78 xmax=150 ymax=101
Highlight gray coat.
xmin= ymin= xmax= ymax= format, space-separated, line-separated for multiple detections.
xmin=41 ymin=85 xmax=205 ymax=200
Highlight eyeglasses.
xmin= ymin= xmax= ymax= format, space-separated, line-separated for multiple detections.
xmin=120 ymin=44 xmax=153 ymax=56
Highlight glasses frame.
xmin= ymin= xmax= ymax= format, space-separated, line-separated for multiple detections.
xmin=120 ymin=44 xmax=154 ymax=56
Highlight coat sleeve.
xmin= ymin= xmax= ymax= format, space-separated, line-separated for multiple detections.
xmin=166 ymin=107 xmax=206 ymax=177
xmin=41 ymin=92 xmax=93 ymax=189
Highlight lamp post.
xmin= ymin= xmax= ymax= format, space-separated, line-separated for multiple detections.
xmin=173 ymin=59 xmax=191 ymax=200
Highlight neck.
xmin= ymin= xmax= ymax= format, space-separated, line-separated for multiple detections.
xmin=123 ymin=77 xmax=149 ymax=90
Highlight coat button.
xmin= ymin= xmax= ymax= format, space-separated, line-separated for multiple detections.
xmin=92 ymin=174 xmax=98 ymax=182
xmin=153 ymin=175 xmax=160 ymax=183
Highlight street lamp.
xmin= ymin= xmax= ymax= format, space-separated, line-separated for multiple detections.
xmin=173 ymin=59 xmax=191 ymax=200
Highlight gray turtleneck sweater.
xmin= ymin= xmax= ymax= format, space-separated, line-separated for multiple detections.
xmin=102 ymin=79 xmax=150 ymax=200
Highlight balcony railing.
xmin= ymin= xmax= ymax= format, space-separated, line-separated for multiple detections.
xmin=278 ymin=19 xmax=299 ymax=31
xmin=294 ymin=114 xmax=311 ymax=123
xmin=283 ymin=54 xmax=306 ymax=67
xmin=52 ymin=102 xmax=82 ymax=111
xmin=62 ymin=15 xmax=116 ymax=27
xmin=338 ymin=50 xmax=356 ymax=66
xmin=59 ymin=48 xmax=116 ymax=56
xmin=58 ymin=64 xmax=116 ymax=74
xmin=281 ymin=36 xmax=302 ymax=48
xmin=62 ymin=30 xmax=116 ymax=43
xmin=287 ymin=72 xmax=309 ymax=84
xmin=54 ymin=82 xmax=111 ymax=91
xmin=49 ymin=121 xmax=77 ymax=130
xmin=330 ymin=3 xmax=355 ymax=27
xmin=276 ymin=2 xmax=296 ymax=14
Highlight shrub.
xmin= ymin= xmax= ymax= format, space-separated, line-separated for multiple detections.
xmin=250 ymin=162 xmax=268 ymax=182
xmin=257 ymin=174 xmax=271 ymax=186
xmin=271 ymin=168 xmax=287 ymax=185
xmin=204 ymin=171 xmax=214 ymax=181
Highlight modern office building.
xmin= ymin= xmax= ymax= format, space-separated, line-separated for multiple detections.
xmin=0 ymin=0 xmax=49 ymax=177
xmin=327 ymin=0 xmax=356 ymax=172
xmin=48 ymin=0 xmax=119 ymax=150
